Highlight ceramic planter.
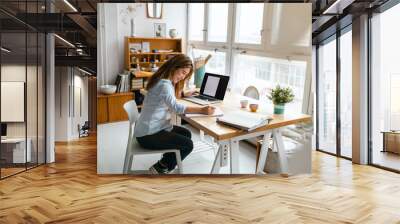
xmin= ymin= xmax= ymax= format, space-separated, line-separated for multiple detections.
xmin=273 ymin=103 xmax=285 ymax=114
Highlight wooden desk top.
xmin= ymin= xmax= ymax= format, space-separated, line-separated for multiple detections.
xmin=178 ymin=92 xmax=312 ymax=141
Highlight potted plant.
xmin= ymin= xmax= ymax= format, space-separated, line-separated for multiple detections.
xmin=267 ymin=85 xmax=295 ymax=114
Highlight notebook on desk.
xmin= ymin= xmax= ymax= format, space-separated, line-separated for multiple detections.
xmin=185 ymin=107 xmax=224 ymax=118
xmin=217 ymin=111 xmax=273 ymax=131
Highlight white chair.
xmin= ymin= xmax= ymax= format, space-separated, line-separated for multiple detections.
xmin=243 ymin=86 xmax=260 ymax=100
xmin=122 ymin=100 xmax=183 ymax=174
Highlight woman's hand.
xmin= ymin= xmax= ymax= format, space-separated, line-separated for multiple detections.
xmin=201 ymin=106 xmax=215 ymax=115
xmin=183 ymin=89 xmax=198 ymax=97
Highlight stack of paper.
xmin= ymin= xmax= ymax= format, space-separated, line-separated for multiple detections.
xmin=185 ymin=107 xmax=224 ymax=118
xmin=131 ymin=78 xmax=143 ymax=90
xmin=217 ymin=111 xmax=273 ymax=131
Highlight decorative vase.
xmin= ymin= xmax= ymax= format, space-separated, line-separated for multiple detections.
xmin=169 ymin=28 xmax=177 ymax=38
xmin=194 ymin=65 xmax=206 ymax=88
xmin=273 ymin=103 xmax=285 ymax=114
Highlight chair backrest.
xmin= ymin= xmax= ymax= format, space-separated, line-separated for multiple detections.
xmin=243 ymin=86 xmax=260 ymax=100
xmin=82 ymin=121 xmax=90 ymax=129
xmin=123 ymin=100 xmax=139 ymax=125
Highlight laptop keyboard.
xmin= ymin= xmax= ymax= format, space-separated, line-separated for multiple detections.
xmin=194 ymin=95 xmax=218 ymax=101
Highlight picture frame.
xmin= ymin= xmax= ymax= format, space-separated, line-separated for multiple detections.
xmin=154 ymin=23 xmax=166 ymax=37
xmin=129 ymin=43 xmax=142 ymax=53
xmin=141 ymin=42 xmax=150 ymax=53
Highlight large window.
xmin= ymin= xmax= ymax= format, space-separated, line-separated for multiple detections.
xmin=208 ymin=3 xmax=229 ymax=43
xmin=190 ymin=48 xmax=226 ymax=75
xmin=316 ymin=26 xmax=353 ymax=159
xmin=231 ymin=54 xmax=306 ymax=113
xmin=370 ymin=3 xmax=400 ymax=171
xmin=188 ymin=3 xmax=205 ymax=41
xmin=187 ymin=3 xmax=310 ymax=114
xmin=317 ymin=37 xmax=337 ymax=155
xmin=340 ymin=29 xmax=352 ymax=158
xmin=234 ymin=3 xmax=264 ymax=45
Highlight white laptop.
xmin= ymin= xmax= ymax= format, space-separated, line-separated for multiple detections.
xmin=184 ymin=73 xmax=230 ymax=105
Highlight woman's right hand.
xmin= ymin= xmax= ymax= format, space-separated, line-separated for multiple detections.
xmin=202 ymin=106 xmax=215 ymax=115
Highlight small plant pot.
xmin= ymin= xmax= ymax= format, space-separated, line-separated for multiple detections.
xmin=273 ymin=104 xmax=285 ymax=114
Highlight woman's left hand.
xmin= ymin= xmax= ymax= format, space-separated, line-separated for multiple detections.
xmin=183 ymin=89 xmax=198 ymax=97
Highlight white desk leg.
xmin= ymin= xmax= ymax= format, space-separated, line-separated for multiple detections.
xmin=256 ymin=131 xmax=272 ymax=174
xmin=200 ymin=130 xmax=205 ymax=141
xmin=273 ymin=129 xmax=289 ymax=176
xmin=211 ymin=141 xmax=229 ymax=174
xmin=211 ymin=144 xmax=222 ymax=174
xmin=230 ymin=140 xmax=240 ymax=174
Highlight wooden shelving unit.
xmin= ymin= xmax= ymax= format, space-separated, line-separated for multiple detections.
xmin=124 ymin=37 xmax=183 ymax=107
xmin=125 ymin=37 xmax=183 ymax=74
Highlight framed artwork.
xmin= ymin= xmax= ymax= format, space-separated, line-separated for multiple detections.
xmin=154 ymin=23 xmax=166 ymax=37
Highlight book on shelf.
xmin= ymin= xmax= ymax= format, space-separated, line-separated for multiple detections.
xmin=157 ymin=49 xmax=174 ymax=53
xmin=216 ymin=111 xmax=273 ymax=131
xmin=142 ymin=42 xmax=150 ymax=53
xmin=129 ymin=43 xmax=142 ymax=53
xmin=115 ymin=73 xmax=131 ymax=93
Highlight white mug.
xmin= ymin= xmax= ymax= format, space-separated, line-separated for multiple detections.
xmin=240 ymin=100 xmax=249 ymax=108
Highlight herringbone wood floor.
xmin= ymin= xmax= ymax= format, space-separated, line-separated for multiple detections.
xmin=1 ymin=135 xmax=400 ymax=224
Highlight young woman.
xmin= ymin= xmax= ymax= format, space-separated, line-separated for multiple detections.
xmin=134 ymin=54 xmax=215 ymax=174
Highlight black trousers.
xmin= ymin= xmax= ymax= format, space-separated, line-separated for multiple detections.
xmin=136 ymin=126 xmax=193 ymax=170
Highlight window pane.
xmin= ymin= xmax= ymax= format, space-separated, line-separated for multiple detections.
xmin=340 ymin=30 xmax=352 ymax=158
xmin=235 ymin=3 xmax=264 ymax=44
xmin=208 ymin=3 xmax=229 ymax=42
xmin=231 ymin=54 xmax=307 ymax=113
xmin=191 ymin=49 xmax=226 ymax=75
xmin=371 ymin=4 xmax=400 ymax=171
xmin=189 ymin=3 xmax=205 ymax=41
xmin=318 ymin=38 xmax=337 ymax=154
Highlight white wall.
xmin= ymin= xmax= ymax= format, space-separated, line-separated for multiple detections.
xmin=55 ymin=67 xmax=89 ymax=141
xmin=97 ymin=3 xmax=187 ymax=87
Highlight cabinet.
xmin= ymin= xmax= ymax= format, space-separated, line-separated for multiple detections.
xmin=97 ymin=92 xmax=134 ymax=124
xmin=382 ymin=131 xmax=400 ymax=154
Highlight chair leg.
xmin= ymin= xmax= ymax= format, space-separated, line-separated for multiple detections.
xmin=123 ymin=149 xmax=133 ymax=174
xmin=175 ymin=151 xmax=183 ymax=174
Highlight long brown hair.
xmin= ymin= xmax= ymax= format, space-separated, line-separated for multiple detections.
xmin=146 ymin=54 xmax=193 ymax=97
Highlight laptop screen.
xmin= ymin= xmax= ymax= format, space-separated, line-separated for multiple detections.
xmin=200 ymin=73 xmax=230 ymax=100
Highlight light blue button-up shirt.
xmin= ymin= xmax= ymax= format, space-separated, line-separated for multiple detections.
xmin=134 ymin=79 xmax=186 ymax=137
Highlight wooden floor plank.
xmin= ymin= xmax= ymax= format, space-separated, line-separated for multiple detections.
xmin=0 ymin=135 xmax=400 ymax=223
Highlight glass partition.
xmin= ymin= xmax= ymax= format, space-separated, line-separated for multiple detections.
xmin=0 ymin=1 xmax=46 ymax=179
xmin=1 ymin=31 xmax=28 ymax=178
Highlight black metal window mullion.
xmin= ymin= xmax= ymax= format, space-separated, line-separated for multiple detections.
xmin=0 ymin=24 xmax=2 ymax=179
xmin=36 ymin=0 xmax=39 ymax=168
xmin=336 ymin=29 xmax=341 ymax=157
xmin=25 ymin=0 xmax=28 ymax=171
xmin=315 ymin=45 xmax=320 ymax=151
xmin=367 ymin=10 xmax=373 ymax=165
